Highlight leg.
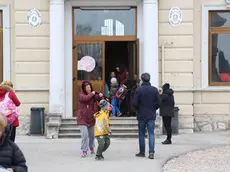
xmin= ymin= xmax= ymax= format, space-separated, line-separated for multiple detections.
xmin=10 ymin=126 xmax=16 ymax=142
xmin=96 ymin=136 xmax=106 ymax=157
xmin=111 ymin=98 xmax=117 ymax=115
xmin=102 ymin=135 xmax=111 ymax=152
xmin=167 ymin=117 xmax=172 ymax=140
xmin=147 ymin=120 xmax=155 ymax=154
xmin=88 ymin=126 xmax=95 ymax=153
xmin=147 ymin=120 xmax=155 ymax=159
xmin=162 ymin=117 xmax=172 ymax=144
xmin=114 ymin=97 xmax=122 ymax=116
xmin=136 ymin=120 xmax=146 ymax=156
xmin=79 ymin=125 xmax=89 ymax=156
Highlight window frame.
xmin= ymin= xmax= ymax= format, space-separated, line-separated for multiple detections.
xmin=208 ymin=10 xmax=230 ymax=86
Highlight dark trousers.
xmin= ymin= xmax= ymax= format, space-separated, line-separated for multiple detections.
xmin=138 ymin=119 xmax=155 ymax=153
xmin=10 ymin=126 xmax=16 ymax=142
xmin=96 ymin=135 xmax=110 ymax=156
xmin=162 ymin=116 xmax=172 ymax=140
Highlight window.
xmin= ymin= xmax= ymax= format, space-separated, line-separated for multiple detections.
xmin=73 ymin=8 xmax=136 ymax=36
xmin=209 ymin=11 xmax=230 ymax=86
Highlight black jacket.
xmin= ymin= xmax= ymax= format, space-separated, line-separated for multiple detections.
xmin=132 ymin=82 xmax=161 ymax=120
xmin=0 ymin=125 xmax=27 ymax=172
xmin=160 ymin=89 xmax=175 ymax=117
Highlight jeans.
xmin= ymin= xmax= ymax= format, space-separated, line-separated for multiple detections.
xmin=138 ymin=119 xmax=155 ymax=153
xmin=111 ymin=97 xmax=121 ymax=116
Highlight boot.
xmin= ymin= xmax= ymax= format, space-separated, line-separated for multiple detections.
xmin=162 ymin=139 xmax=172 ymax=145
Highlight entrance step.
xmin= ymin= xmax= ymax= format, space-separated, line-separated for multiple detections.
xmin=58 ymin=117 xmax=162 ymax=139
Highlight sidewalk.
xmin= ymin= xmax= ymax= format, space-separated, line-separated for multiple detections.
xmin=16 ymin=131 xmax=230 ymax=172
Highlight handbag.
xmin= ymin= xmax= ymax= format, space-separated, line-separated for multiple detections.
xmin=0 ymin=92 xmax=19 ymax=124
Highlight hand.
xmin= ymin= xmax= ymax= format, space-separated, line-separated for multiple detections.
xmin=7 ymin=169 xmax=13 ymax=172
xmin=92 ymin=91 xmax=96 ymax=94
xmin=99 ymin=93 xmax=103 ymax=97
xmin=109 ymin=132 xmax=112 ymax=135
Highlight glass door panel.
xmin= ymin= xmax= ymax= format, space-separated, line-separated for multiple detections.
xmin=73 ymin=42 xmax=105 ymax=114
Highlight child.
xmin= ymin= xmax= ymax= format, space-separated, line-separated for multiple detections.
xmin=94 ymin=99 xmax=112 ymax=160
xmin=110 ymin=78 xmax=122 ymax=117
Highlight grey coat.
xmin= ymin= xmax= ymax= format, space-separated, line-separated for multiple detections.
xmin=110 ymin=84 xmax=119 ymax=97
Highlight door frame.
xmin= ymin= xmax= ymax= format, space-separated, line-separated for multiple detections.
xmin=0 ymin=5 xmax=10 ymax=81
xmin=65 ymin=0 xmax=142 ymax=117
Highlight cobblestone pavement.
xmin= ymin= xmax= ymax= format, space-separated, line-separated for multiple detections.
xmin=162 ymin=145 xmax=230 ymax=172
xmin=16 ymin=131 xmax=230 ymax=172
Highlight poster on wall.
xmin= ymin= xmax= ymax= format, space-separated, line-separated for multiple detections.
xmin=78 ymin=56 xmax=96 ymax=72
xmin=27 ymin=9 xmax=42 ymax=27
xmin=169 ymin=7 xmax=182 ymax=27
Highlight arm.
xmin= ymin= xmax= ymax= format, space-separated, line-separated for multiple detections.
xmin=9 ymin=92 xmax=21 ymax=107
xmin=11 ymin=143 xmax=28 ymax=172
xmin=103 ymin=118 xmax=111 ymax=133
xmin=155 ymin=91 xmax=162 ymax=110
xmin=78 ymin=92 xmax=94 ymax=103
xmin=94 ymin=94 xmax=102 ymax=101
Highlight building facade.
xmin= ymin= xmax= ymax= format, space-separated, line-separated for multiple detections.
xmin=0 ymin=0 xmax=230 ymax=134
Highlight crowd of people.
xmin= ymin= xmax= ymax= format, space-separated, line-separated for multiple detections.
xmin=77 ymin=71 xmax=175 ymax=160
xmin=0 ymin=68 xmax=175 ymax=171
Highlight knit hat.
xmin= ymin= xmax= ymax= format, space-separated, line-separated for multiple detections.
xmin=111 ymin=77 xmax=118 ymax=85
xmin=99 ymin=99 xmax=110 ymax=111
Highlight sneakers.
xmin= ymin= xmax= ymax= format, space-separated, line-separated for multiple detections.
xmin=90 ymin=148 xmax=95 ymax=154
xmin=162 ymin=139 xmax=172 ymax=145
xmin=117 ymin=113 xmax=122 ymax=117
xmin=148 ymin=153 xmax=154 ymax=159
xmin=135 ymin=152 xmax=145 ymax=157
xmin=81 ymin=151 xmax=87 ymax=158
xmin=95 ymin=155 xmax=104 ymax=161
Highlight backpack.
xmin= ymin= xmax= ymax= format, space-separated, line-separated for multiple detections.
xmin=0 ymin=92 xmax=19 ymax=124
xmin=116 ymin=84 xmax=127 ymax=100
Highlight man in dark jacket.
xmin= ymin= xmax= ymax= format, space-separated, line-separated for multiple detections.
xmin=160 ymin=83 xmax=175 ymax=145
xmin=132 ymin=73 xmax=161 ymax=159
xmin=0 ymin=114 xmax=27 ymax=172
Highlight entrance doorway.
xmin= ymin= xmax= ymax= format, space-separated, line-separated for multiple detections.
xmin=72 ymin=7 xmax=138 ymax=116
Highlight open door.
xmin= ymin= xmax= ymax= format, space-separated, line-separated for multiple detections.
xmin=73 ymin=42 xmax=105 ymax=115
xmin=128 ymin=39 xmax=139 ymax=81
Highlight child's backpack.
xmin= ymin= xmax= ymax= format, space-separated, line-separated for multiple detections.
xmin=116 ymin=84 xmax=127 ymax=100
xmin=0 ymin=92 xmax=19 ymax=124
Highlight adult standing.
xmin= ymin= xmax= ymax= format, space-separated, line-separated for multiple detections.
xmin=116 ymin=64 xmax=128 ymax=86
xmin=0 ymin=81 xmax=21 ymax=142
xmin=132 ymin=73 xmax=161 ymax=159
xmin=160 ymin=83 xmax=175 ymax=145
xmin=77 ymin=81 xmax=103 ymax=157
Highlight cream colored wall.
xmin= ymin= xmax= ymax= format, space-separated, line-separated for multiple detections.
xmin=14 ymin=0 xmax=49 ymax=116
xmin=193 ymin=0 xmax=230 ymax=131
xmin=159 ymin=0 xmax=194 ymax=133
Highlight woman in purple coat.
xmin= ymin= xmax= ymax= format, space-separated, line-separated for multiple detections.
xmin=76 ymin=81 xmax=103 ymax=157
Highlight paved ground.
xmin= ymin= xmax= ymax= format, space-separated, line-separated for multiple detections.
xmin=16 ymin=131 xmax=230 ymax=172
xmin=163 ymin=145 xmax=230 ymax=172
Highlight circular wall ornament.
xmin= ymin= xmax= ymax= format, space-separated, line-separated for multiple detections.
xmin=169 ymin=7 xmax=182 ymax=27
xmin=27 ymin=9 xmax=42 ymax=27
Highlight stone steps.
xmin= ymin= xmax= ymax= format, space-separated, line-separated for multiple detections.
xmin=58 ymin=116 xmax=162 ymax=139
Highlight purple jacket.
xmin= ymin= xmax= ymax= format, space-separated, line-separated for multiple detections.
xmin=76 ymin=92 xmax=100 ymax=126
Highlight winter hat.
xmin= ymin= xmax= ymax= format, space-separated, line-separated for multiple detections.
xmin=99 ymin=99 xmax=110 ymax=111
xmin=162 ymin=83 xmax=170 ymax=91
xmin=111 ymin=77 xmax=118 ymax=85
